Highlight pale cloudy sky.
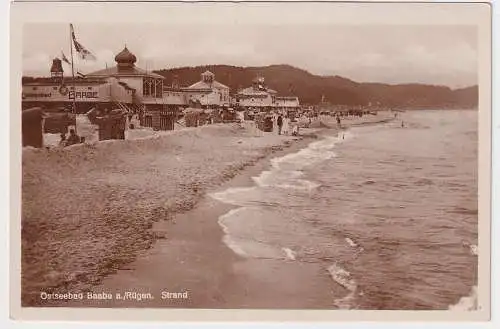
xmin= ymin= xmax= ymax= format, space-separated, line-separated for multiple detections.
xmin=22 ymin=24 xmax=477 ymax=88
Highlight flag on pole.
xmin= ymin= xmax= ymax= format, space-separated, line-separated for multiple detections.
xmin=61 ymin=51 xmax=71 ymax=65
xmin=70 ymin=24 xmax=97 ymax=61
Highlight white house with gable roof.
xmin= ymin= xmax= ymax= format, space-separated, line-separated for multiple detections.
xmin=183 ymin=70 xmax=230 ymax=108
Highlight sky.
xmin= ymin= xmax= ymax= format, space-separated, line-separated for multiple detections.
xmin=22 ymin=24 xmax=478 ymax=89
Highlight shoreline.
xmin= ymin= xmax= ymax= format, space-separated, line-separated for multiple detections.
xmin=22 ymin=121 xmax=320 ymax=307
xmin=24 ymin=113 xmax=395 ymax=307
xmin=58 ymin=129 xmax=338 ymax=309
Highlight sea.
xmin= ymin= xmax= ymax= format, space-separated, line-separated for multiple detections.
xmin=211 ymin=110 xmax=478 ymax=310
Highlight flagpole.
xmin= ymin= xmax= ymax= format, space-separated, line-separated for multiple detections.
xmin=69 ymin=24 xmax=77 ymax=116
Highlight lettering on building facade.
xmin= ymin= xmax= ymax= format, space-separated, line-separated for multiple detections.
xmin=69 ymin=91 xmax=99 ymax=100
xmin=22 ymin=92 xmax=52 ymax=99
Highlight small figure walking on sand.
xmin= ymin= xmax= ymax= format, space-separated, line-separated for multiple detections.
xmin=401 ymin=121 xmax=405 ymax=128
xmin=336 ymin=115 xmax=341 ymax=128
xmin=277 ymin=114 xmax=283 ymax=135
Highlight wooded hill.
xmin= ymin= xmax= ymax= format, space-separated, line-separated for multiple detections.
xmin=155 ymin=64 xmax=477 ymax=108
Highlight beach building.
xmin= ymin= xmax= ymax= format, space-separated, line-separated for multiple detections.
xmin=163 ymin=75 xmax=188 ymax=108
xmin=86 ymin=47 xmax=164 ymax=105
xmin=182 ymin=70 xmax=230 ymax=108
xmin=235 ymin=77 xmax=277 ymax=111
xmin=22 ymin=47 xmax=178 ymax=131
xmin=22 ymin=63 xmax=133 ymax=114
xmin=275 ymin=96 xmax=300 ymax=111
xmin=235 ymin=76 xmax=301 ymax=115
xmin=86 ymin=47 xmax=178 ymax=130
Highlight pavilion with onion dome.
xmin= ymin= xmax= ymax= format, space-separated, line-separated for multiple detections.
xmin=86 ymin=46 xmax=178 ymax=129
xmin=87 ymin=46 xmax=165 ymax=102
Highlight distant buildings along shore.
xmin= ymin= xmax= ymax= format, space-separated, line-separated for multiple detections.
xmin=22 ymin=47 xmax=301 ymax=131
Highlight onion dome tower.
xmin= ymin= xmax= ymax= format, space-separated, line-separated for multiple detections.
xmin=201 ymin=70 xmax=215 ymax=85
xmin=115 ymin=46 xmax=137 ymax=71
xmin=252 ymin=76 xmax=265 ymax=90
xmin=50 ymin=58 xmax=64 ymax=79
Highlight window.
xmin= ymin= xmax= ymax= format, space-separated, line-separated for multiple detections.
xmin=88 ymin=87 xmax=93 ymax=90
xmin=52 ymin=87 xmax=58 ymax=91
xmin=32 ymin=87 xmax=38 ymax=91
xmin=143 ymin=78 xmax=163 ymax=98
xmin=143 ymin=78 xmax=153 ymax=97
xmin=155 ymin=79 xmax=163 ymax=98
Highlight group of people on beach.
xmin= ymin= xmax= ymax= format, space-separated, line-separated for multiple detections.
xmin=59 ymin=129 xmax=82 ymax=147
xmin=275 ymin=114 xmax=299 ymax=136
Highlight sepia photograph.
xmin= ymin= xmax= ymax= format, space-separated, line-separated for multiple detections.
xmin=9 ymin=0 xmax=492 ymax=322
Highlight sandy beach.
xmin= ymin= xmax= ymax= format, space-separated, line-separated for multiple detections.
xmin=22 ymin=112 xmax=395 ymax=307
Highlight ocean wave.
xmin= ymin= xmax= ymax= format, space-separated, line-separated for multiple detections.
xmin=253 ymin=133 xmax=347 ymax=191
xmin=254 ymin=165 xmax=320 ymax=191
xmin=256 ymin=178 xmax=320 ymax=191
xmin=223 ymin=236 xmax=285 ymax=259
xmin=461 ymin=241 xmax=478 ymax=256
xmin=345 ymin=237 xmax=358 ymax=248
xmin=217 ymin=208 xmax=251 ymax=258
xmin=271 ymin=132 xmax=350 ymax=171
xmin=282 ymin=247 xmax=297 ymax=261
xmin=469 ymin=244 xmax=478 ymax=256
xmin=275 ymin=181 xmax=321 ymax=191
xmin=271 ymin=148 xmax=336 ymax=171
xmin=253 ymin=170 xmax=303 ymax=186
xmin=213 ymin=132 xmax=353 ymax=262
xmin=448 ymin=286 xmax=478 ymax=311
xmin=209 ymin=187 xmax=266 ymax=207
xmin=218 ymin=208 xmax=286 ymax=259
xmin=217 ymin=208 xmax=244 ymax=235
xmin=222 ymin=235 xmax=248 ymax=258
xmin=328 ymin=262 xmax=359 ymax=309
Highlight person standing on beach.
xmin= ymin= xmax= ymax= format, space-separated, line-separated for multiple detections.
xmin=292 ymin=121 xmax=299 ymax=136
xmin=283 ymin=115 xmax=290 ymax=135
xmin=277 ymin=114 xmax=283 ymax=135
